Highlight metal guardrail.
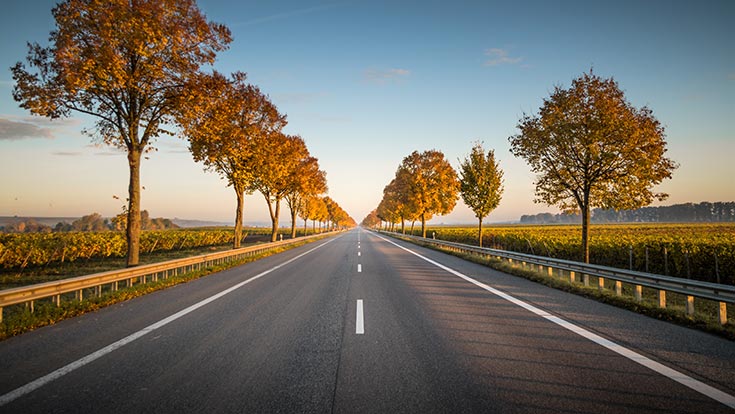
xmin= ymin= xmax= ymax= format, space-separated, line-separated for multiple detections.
xmin=0 ymin=232 xmax=337 ymax=322
xmin=382 ymin=231 xmax=734 ymax=325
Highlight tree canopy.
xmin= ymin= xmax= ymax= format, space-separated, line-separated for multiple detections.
xmin=396 ymin=150 xmax=459 ymax=238
xmin=459 ymin=142 xmax=504 ymax=247
xmin=177 ymin=71 xmax=286 ymax=248
xmin=509 ymin=70 xmax=677 ymax=262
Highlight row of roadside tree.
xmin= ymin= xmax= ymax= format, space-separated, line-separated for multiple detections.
xmin=11 ymin=0 xmax=354 ymax=267
xmin=363 ymin=70 xmax=678 ymax=264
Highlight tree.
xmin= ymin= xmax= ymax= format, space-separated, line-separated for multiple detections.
xmin=459 ymin=142 xmax=504 ymax=247
xmin=249 ymin=133 xmax=305 ymax=241
xmin=509 ymin=70 xmax=677 ymax=263
xmin=312 ymin=197 xmax=329 ymax=232
xmin=11 ymin=0 xmax=231 ymax=266
xmin=178 ymin=71 xmax=285 ymax=248
xmin=396 ymin=150 xmax=459 ymax=238
xmin=361 ymin=210 xmax=380 ymax=228
xmin=285 ymin=146 xmax=327 ymax=238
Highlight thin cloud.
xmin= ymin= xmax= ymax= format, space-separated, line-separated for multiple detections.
xmin=52 ymin=151 xmax=83 ymax=156
xmin=95 ymin=151 xmax=124 ymax=156
xmin=484 ymin=48 xmax=522 ymax=66
xmin=233 ymin=2 xmax=346 ymax=27
xmin=0 ymin=117 xmax=55 ymax=140
xmin=363 ymin=68 xmax=411 ymax=84
xmin=728 ymin=73 xmax=735 ymax=81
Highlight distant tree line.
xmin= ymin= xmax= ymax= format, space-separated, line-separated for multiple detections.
xmin=0 ymin=211 xmax=179 ymax=234
xmin=520 ymin=202 xmax=735 ymax=224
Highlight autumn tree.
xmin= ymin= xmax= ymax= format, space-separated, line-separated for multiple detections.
xmin=323 ymin=197 xmax=338 ymax=230
xmin=298 ymin=195 xmax=319 ymax=235
xmin=285 ymin=146 xmax=327 ymax=238
xmin=376 ymin=195 xmax=399 ymax=232
xmin=249 ymin=133 xmax=306 ymax=241
xmin=509 ymin=70 xmax=677 ymax=263
xmin=178 ymin=71 xmax=285 ymax=248
xmin=396 ymin=150 xmax=459 ymax=238
xmin=11 ymin=0 xmax=231 ymax=266
xmin=459 ymin=142 xmax=504 ymax=247
xmin=361 ymin=210 xmax=380 ymax=228
xmin=308 ymin=196 xmax=329 ymax=233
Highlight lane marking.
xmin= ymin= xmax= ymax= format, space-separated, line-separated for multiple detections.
xmin=0 ymin=237 xmax=340 ymax=407
xmin=372 ymin=232 xmax=735 ymax=410
xmin=358 ymin=252 xmax=361 ymax=257
xmin=357 ymin=264 xmax=362 ymax=272
xmin=356 ymin=300 xmax=364 ymax=334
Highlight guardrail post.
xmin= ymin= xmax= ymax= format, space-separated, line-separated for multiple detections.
xmin=547 ymin=267 xmax=553 ymax=277
xmin=615 ymin=281 xmax=622 ymax=296
xmin=583 ymin=274 xmax=589 ymax=286
xmin=77 ymin=289 xmax=83 ymax=301
xmin=55 ymin=295 xmax=61 ymax=307
xmin=569 ymin=271 xmax=576 ymax=283
xmin=0 ymin=307 xmax=3 ymax=323
xmin=634 ymin=285 xmax=642 ymax=302
xmin=686 ymin=296 xmax=695 ymax=317
xmin=658 ymin=290 xmax=666 ymax=308
xmin=598 ymin=277 xmax=604 ymax=291
xmin=30 ymin=300 xmax=34 ymax=313
xmin=719 ymin=303 xmax=728 ymax=325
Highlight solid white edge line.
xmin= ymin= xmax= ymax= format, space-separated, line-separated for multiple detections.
xmin=357 ymin=264 xmax=362 ymax=272
xmin=0 ymin=236 xmax=340 ymax=407
xmin=356 ymin=299 xmax=364 ymax=334
xmin=371 ymin=232 xmax=735 ymax=410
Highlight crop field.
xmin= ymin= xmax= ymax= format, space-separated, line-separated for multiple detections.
xmin=0 ymin=227 xmax=300 ymax=271
xmin=414 ymin=223 xmax=735 ymax=285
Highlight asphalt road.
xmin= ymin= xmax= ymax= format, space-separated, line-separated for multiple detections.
xmin=1 ymin=228 xmax=733 ymax=413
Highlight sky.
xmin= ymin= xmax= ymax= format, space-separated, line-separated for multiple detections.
xmin=0 ymin=0 xmax=733 ymax=226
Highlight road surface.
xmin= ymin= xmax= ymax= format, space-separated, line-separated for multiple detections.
xmin=1 ymin=228 xmax=733 ymax=413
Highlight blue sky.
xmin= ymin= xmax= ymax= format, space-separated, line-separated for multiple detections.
xmin=0 ymin=0 xmax=733 ymax=225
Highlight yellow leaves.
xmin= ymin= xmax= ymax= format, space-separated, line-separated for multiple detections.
xmin=509 ymin=69 xmax=676 ymax=213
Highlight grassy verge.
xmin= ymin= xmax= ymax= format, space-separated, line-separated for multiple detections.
xmin=402 ymin=237 xmax=735 ymax=341
xmin=0 ymin=237 xmax=325 ymax=341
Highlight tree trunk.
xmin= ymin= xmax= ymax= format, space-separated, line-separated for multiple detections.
xmin=126 ymin=149 xmax=142 ymax=267
xmin=410 ymin=221 xmax=415 ymax=235
xmin=581 ymin=191 xmax=591 ymax=263
xmin=421 ymin=213 xmax=427 ymax=238
xmin=233 ymin=187 xmax=244 ymax=249
xmin=478 ymin=217 xmax=483 ymax=248
xmin=401 ymin=218 xmax=405 ymax=234
xmin=271 ymin=198 xmax=281 ymax=242
xmin=290 ymin=206 xmax=298 ymax=239
xmin=304 ymin=218 xmax=308 ymax=236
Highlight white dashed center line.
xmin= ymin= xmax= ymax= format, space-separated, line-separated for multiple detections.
xmin=356 ymin=300 xmax=364 ymax=334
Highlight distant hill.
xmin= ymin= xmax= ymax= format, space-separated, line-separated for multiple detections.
xmin=0 ymin=217 xmax=79 ymax=227
xmin=172 ymin=218 xmax=231 ymax=228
